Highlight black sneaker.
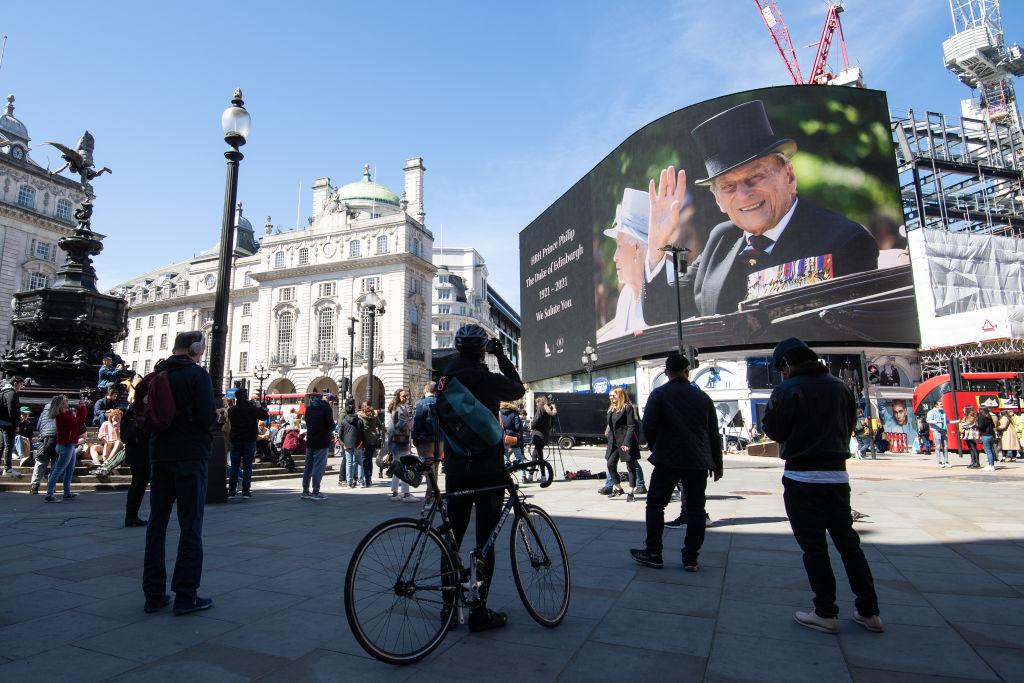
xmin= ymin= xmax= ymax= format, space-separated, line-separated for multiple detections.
xmin=664 ymin=515 xmax=686 ymax=529
xmin=634 ymin=485 xmax=648 ymax=495
xmin=608 ymin=488 xmax=624 ymax=498
xmin=144 ymin=594 xmax=171 ymax=613
xmin=597 ymin=486 xmax=613 ymax=495
xmin=468 ymin=607 xmax=508 ymax=633
xmin=630 ymin=548 xmax=664 ymax=569
xmin=173 ymin=596 xmax=213 ymax=615
xmin=125 ymin=517 xmax=147 ymax=528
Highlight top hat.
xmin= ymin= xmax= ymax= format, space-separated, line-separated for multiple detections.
xmin=603 ymin=188 xmax=650 ymax=244
xmin=690 ymin=100 xmax=797 ymax=186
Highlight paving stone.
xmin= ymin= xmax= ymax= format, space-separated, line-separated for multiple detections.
xmin=0 ymin=645 xmax=138 ymax=683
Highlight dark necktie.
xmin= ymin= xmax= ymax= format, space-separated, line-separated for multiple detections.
xmin=744 ymin=234 xmax=775 ymax=270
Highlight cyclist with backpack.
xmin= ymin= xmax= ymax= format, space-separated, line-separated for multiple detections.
xmin=437 ymin=324 xmax=525 ymax=632
xmin=141 ymin=331 xmax=218 ymax=616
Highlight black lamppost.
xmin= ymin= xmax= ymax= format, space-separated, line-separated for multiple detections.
xmin=362 ymin=287 xmax=385 ymax=407
xmin=253 ymin=362 xmax=269 ymax=402
xmin=347 ymin=316 xmax=357 ymax=403
xmin=657 ymin=244 xmax=691 ymax=360
xmin=581 ymin=341 xmax=597 ymax=393
xmin=208 ymin=88 xmax=250 ymax=400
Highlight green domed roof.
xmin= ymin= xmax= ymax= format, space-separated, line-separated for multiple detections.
xmin=335 ymin=165 xmax=401 ymax=207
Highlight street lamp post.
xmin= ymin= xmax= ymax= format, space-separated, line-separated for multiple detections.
xmin=657 ymin=244 xmax=691 ymax=359
xmin=347 ymin=316 xmax=357 ymax=404
xmin=362 ymin=287 xmax=385 ymax=408
xmin=208 ymin=88 xmax=251 ymax=400
xmin=581 ymin=341 xmax=597 ymax=392
xmin=253 ymin=362 xmax=269 ymax=402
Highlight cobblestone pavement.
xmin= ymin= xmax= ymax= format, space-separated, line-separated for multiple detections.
xmin=1 ymin=447 xmax=1023 ymax=682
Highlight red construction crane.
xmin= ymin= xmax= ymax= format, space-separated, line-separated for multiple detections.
xmin=754 ymin=1 xmax=861 ymax=86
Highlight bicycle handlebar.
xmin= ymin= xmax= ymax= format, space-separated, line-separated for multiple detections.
xmin=506 ymin=459 xmax=555 ymax=488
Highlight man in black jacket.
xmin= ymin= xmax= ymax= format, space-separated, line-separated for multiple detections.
xmin=631 ymin=354 xmax=722 ymax=571
xmin=0 ymin=376 xmax=25 ymax=477
xmin=439 ymin=324 xmax=525 ymax=632
xmin=143 ymin=331 xmax=217 ymax=616
xmin=227 ymin=390 xmax=270 ymax=499
xmin=302 ymin=396 xmax=335 ymax=500
xmin=762 ymin=337 xmax=883 ymax=635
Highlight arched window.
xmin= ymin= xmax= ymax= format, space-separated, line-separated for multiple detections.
xmin=317 ymin=308 xmax=335 ymax=359
xmin=349 ymin=240 xmax=361 ymax=258
xmin=277 ymin=311 xmax=294 ymax=360
xmin=376 ymin=236 xmax=388 ymax=254
xmin=360 ymin=307 xmax=380 ymax=358
xmin=298 ymin=247 xmax=309 ymax=265
xmin=17 ymin=186 xmax=35 ymax=208
xmin=56 ymin=199 xmax=72 ymax=221
xmin=26 ymin=271 xmax=49 ymax=290
xmin=274 ymin=251 xmax=285 ymax=268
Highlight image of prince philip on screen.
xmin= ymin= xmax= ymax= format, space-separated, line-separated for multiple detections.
xmin=642 ymin=99 xmax=880 ymax=324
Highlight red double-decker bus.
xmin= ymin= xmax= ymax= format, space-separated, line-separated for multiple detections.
xmin=264 ymin=393 xmax=322 ymax=421
xmin=912 ymin=372 xmax=1022 ymax=450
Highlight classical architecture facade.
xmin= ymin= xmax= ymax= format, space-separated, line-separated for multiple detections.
xmin=109 ymin=159 xmax=436 ymax=408
xmin=0 ymin=94 xmax=90 ymax=351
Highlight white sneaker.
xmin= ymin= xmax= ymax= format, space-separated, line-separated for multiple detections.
xmin=401 ymin=494 xmax=418 ymax=503
xmin=390 ymin=492 xmax=400 ymax=501
xmin=852 ymin=610 xmax=885 ymax=633
xmin=983 ymin=465 xmax=996 ymax=471
xmin=795 ymin=609 xmax=838 ymax=634
xmin=3 ymin=468 xmax=22 ymax=478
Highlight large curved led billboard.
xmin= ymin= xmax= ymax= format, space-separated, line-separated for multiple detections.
xmin=519 ymin=85 xmax=916 ymax=382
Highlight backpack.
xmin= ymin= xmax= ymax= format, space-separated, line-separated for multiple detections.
xmin=415 ymin=399 xmax=438 ymax=444
xmin=436 ymin=374 xmax=503 ymax=459
xmin=135 ymin=370 xmax=178 ymax=433
xmin=120 ymin=404 xmax=141 ymax=446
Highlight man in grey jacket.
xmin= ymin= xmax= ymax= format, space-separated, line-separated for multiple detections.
xmin=631 ymin=354 xmax=722 ymax=571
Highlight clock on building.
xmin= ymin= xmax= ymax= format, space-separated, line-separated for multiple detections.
xmin=11 ymin=146 xmax=24 ymax=160
xmin=323 ymin=242 xmax=336 ymax=257
xmin=204 ymin=274 xmax=216 ymax=289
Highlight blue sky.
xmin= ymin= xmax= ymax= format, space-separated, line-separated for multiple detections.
xmin=2 ymin=0 xmax=1021 ymax=310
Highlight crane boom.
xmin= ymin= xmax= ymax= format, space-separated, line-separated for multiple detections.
xmin=808 ymin=3 xmax=850 ymax=84
xmin=753 ymin=0 xmax=804 ymax=85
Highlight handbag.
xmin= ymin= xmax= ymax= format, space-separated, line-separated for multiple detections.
xmin=961 ymin=425 xmax=979 ymax=441
xmin=375 ymin=450 xmax=392 ymax=470
xmin=504 ymin=434 xmax=518 ymax=446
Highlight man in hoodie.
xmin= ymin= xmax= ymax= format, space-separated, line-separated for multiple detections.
xmin=0 ymin=376 xmax=25 ymax=477
xmin=302 ymin=394 xmax=335 ymax=500
xmin=142 ymin=331 xmax=217 ymax=616
xmin=226 ymin=389 xmax=270 ymax=499
xmin=412 ymin=382 xmax=441 ymax=505
xmin=762 ymin=337 xmax=883 ymax=635
xmin=438 ymin=324 xmax=525 ymax=632
xmin=630 ymin=354 xmax=722 ymax=572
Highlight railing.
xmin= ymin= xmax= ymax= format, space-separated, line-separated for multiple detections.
xmin=353 ymin=350 xmax=384 ymax=363
xmin=406 ymin=348 xmax=425 ymax=362
xmin=310 ymin=352 xmax=338 ymax=365
xmin=270 ymin=354 xmax=296 ymax=367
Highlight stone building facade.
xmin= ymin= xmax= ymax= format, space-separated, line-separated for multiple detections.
xmin=109 ymin=159 xmax=436 ymax=408
xmin=0 ymin=94 xmax=90 ymax=352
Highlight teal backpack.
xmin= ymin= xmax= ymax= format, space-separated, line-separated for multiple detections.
xmin=436 ymin=375 xmax=503 ymax=459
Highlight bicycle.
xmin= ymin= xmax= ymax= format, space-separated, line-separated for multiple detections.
xmin=344 ymin=456 xmax=570 ymax=665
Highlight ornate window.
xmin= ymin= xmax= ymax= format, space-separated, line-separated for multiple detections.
xmin=239 ymin=351 xmax=248 ymax=373
xmin=277 ymin=311 xmax=294 ymax=361
xmin=275 ymin=251 xmax=285 ymax=268
xmin=26 ymin=271 xmax=49 ymax=290
xmin=360 ymin=307 xmax=381 ymax=357
xmin=17 ymin=185 xmax=35 ymax=208
xmin=376 ymin=236 xmax=388 ymax=254
xmin=56 ymin=199 xmax=72 ymax=221
xmin=317 ymin=308 xmax=335 ymax=359
xmin=298 ymin=247 xmax=309 ymax=265
xmin=240 ymin=324 xmax=250 ymax=342
xmin=319 ymin=282 xmax=336 ymax=297
xmin=278 ymin=287 xmax=295 ymax=302
xmin=360 ymin=276 xmax=380 ymax=292
xmin=438 ymin=288 xmax=451 ymax=300
xmin=349 ymin=240 xmax=361 ymax=258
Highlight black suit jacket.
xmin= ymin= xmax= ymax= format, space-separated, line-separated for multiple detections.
xmin=643 ymin=198 xmax=879 ymax=322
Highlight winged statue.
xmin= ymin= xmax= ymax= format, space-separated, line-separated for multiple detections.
xmin=42 ymin=131 xmax=112 ymax=192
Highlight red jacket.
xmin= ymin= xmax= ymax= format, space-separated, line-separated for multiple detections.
xmin=56 ymin=405 xmax=87 ymax=445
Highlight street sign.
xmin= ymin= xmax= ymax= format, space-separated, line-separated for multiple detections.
xmin=226 ymin=387 xmax=237 ymax=399
xmin=592 ymin=378 xmax=609 ymax=394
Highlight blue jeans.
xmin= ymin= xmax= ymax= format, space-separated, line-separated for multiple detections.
xmin=228 ymin=441 xmax=256 ymax=496
xmin=505 ymin=444 xmax=524 ymax=467
xmin=980 ymin=435 xmax=997 ymax=467
xmin=344 ymin=447 xmax=362 ymax=484
xmin=143 ymin=459 xmax=208 ymax=601
xmin=931 ymin=428 xmax=948 ymax=463
xmin=46 ymin=443 xmax=76 ymax=497
xmin=303 ymin=447 xmax=329 ymax=494
xmin=360 ymin=446 xmax=375 ymax=485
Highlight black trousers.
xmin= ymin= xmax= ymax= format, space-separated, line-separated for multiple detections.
xmin=143 ymin=460 xmax=207 ymax=601
xmin=645 ymin=465 xmax=708 ymax=565
xmin=531 ymin=434 xmax=546 ymax=462
xmin=0 ymin=426 xmax=15 ymax=470
xmin=606 ymin=449 xmax=639 ymax=487
xmin=782 ymin=477 xmax=879 ymax=619
xmin=446 ymin=464 xmax=505 ymax=605
xmin=125 ymin=444 xmax=150 ymax=521
xmin=964 ymin=440 xmax=980 ymax=467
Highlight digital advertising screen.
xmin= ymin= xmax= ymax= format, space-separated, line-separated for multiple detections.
xmin=520 ymin=85 xmax=915 ymax=382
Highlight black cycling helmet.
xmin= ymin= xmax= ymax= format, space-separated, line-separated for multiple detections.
xmin=454 ymin=323 xmax=489 ymax=355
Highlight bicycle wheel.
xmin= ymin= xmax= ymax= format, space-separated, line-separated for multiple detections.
xmin=345 ymin=518 xmax=460 ymax=665
xmin=509 ymin=503 xmax=570 ymax=627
